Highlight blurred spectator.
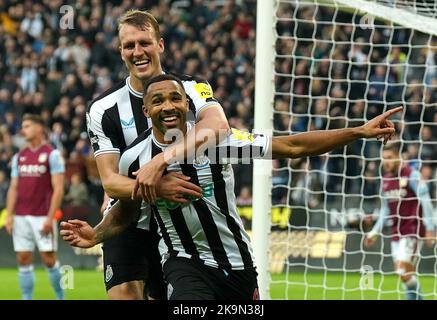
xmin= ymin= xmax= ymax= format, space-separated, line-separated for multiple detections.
xmin=0 ymin=170 xmax=9 ymax=210
xmin=64 ymin=172 xmax=88 ymax=207
xmin=236 ymin=186 xmax=253 ymax=206
xmin=0 ymin=0 xmax=435 ymax=216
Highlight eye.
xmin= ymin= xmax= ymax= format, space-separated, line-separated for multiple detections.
xmin=139 ymin=41 xmax=151 ymax=47
xmin=152 ymin=98 xmax=162 ymax=104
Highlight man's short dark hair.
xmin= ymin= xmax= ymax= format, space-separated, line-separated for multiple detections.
xmin=22 ymin=113 xmax=45 ymax=127
xmin=142 ymin=74 xmax=185 ymax=95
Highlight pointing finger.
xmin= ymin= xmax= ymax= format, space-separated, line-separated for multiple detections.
xmin=382 ymin=106 xmax=403 ymax=119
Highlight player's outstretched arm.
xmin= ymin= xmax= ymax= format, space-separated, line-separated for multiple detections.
xmin=271 ymin=107 xmax=402 ymax=159
xmin=60 ymin=200 xmax=140 ymax=248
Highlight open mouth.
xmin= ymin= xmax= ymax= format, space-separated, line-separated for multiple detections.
xmin=161 ymin=114 xmax=180 ymax=126
xmin=133 ymin=59 xmax=150 ymax=69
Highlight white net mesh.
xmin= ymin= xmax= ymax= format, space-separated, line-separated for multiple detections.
xmin=270 ymin=0 xmax=437 ymax=299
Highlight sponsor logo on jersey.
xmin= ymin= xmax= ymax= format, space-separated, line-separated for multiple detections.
xmin=19 ymin=157 xmax=26 ymax=162
xmin=194 ymin=83 xmax=213 ymax=99
xmin=385 ymin=188 xmax=408 ymax=200
xmin=105 ymin=265 xmax=113 ymax=283
xmin=121 ymin=117 xmax=135 ymax=129
xmin=38 ymin=153 xmax=48 ymax=163
xmin=19 ymin=164 xmax=47 ymax=175
xmin=231 ymin=128 xmax=255 ymax=142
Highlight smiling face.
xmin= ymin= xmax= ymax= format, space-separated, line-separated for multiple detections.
xmin=119 ymin=23 xmax=164 ymax=83
xmin=144 ymin=79 xmax=189 ymax=142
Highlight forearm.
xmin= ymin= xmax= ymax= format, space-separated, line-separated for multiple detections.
xmin=102 ymin=172 xmax=138 ymax=200
xmin=47 ymin=189 xmax=64 ymax=219
xmin=162 ymin=109 xmax=230 ymax=165
xmin=272 ymin=127 xmax=364 ymax=159
xmin=6 ymin=188 xmax=17 ymax=217
xmin=94 ymin=200 xmax=140 ymax=244
xmin=368 ymin=200 xmax=390 ymax=237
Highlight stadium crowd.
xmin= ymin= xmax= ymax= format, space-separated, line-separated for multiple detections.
xmin=273 ymin=3 xmax=437 ymax=213
xmin=0 ymin=0 xmax=435 ymax=221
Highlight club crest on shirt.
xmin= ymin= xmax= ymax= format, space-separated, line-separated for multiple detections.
xmin=105 ymin=265 xmax=113 ymax=283
xmin=193 ymin=155 xmax=210 ymax=169
xmin=38 ymin=153 xmax=48 ymax=163
xmin=400 ymin=177 xmax=408 ymax=188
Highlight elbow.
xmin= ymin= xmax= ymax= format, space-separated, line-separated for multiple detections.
xmin=214 ymin=119 xmax=230 ymax=136
xmin=101 ymin=181 xmax=117 ymax=199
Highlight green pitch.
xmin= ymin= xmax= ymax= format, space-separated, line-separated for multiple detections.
xmin=0 ymin=268 xmax=436 ymax=300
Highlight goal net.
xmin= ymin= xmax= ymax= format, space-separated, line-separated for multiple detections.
xmin=262 ymin=0 xmax=437 ymax=299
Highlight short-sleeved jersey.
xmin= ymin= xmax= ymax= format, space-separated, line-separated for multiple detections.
xmin=383 ymin=166 xmax=426 ymax=240
xmin=11 ymin=144 xmax=65 ymax=216
xmin=86 ymin=74 xmax=219 ymax=157
xmin=119 ymin=124 xmax=269 ymax=270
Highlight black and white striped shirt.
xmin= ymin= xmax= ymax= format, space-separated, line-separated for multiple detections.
xmin=119 ymin=123 xmax=269 ymax=270
xmin=86 ymin=74 xmax=220 ymax=228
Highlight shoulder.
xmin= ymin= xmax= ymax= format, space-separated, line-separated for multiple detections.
xmin=43 ymin=144 xmax=55 ymax=153
xmin=87 ymin=79 xmax=127 ymax=113
xmin=401 ymin=166 xmax=414 ymax=177
xmin=123 ymin=128 xmax=153 ymax=155
xmin=119 ymin=128 xmax=152 ymax=174
xmin=168 ymin=71 xmax=208 ymax=85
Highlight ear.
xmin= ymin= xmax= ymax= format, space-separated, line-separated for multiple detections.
xmin=143 ymin=105 xmax=149 ymax=118
xmin=119 ymin=47 xmax=124 ymax=61
xmin=158 ymin=38 xmax=165 ymax=54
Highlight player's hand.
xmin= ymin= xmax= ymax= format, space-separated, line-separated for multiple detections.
xmin=157 ymin=172 xmax=203 ymax=204
xmin=60 ymin=219 xmax=96 ymax=248
xmin=5 ymin=214 xmax=13 ymax=235
xmin=41 ymin=217 xmax=54 ymax=235
xmin=425 ymin=231 xmax=436 ymax=248
xmin=360 ymin=106 xmax=403 ymax=145
xmin=132 ymin=153 xmax=167 ymax=203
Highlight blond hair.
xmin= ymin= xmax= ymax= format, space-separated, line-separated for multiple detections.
xmin=118 ymin=10 xmax=161 ymax=41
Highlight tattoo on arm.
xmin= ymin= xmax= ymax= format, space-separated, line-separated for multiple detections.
xmin=94 ymin=200 xmax=141 ymax=244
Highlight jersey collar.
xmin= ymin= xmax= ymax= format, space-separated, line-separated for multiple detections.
xmin=126 ymin=71 xmax=168 ymax=98
xmin=151 ymin=122 xmax=193 ymax=150
xmin=126 ymin=76 xmax=143 ymax=98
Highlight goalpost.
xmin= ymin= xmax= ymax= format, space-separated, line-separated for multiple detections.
xmin=253 ymin=0 xmax=437 ymax=299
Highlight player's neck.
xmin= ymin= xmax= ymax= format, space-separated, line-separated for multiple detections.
xmin=28 ymin=138 xmax=44 ymax=150
xmin=152 ymin=124 xmax=188 ymax=146
xmin=129 ymin=69 xmax=164 ymax=93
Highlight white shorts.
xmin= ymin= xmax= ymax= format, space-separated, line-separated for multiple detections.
xmin=12 ymin=215 xmax=58 ymax=252
xmin=391 ymin=237 xmax=422 ymax=264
